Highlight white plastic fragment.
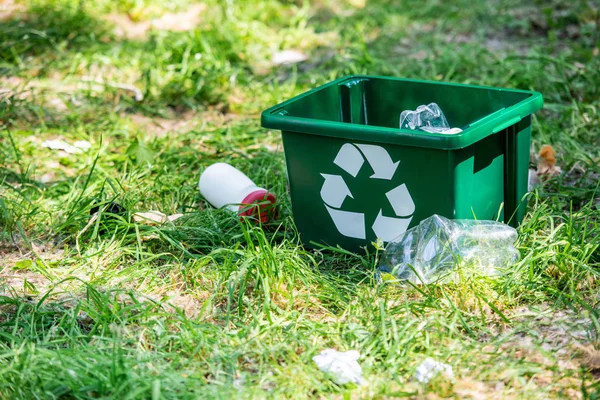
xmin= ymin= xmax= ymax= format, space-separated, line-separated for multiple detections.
xmin=73 ymin=140 xmax=92 ymax=150
xmin=528 ymin=168 xmax=540 ymax=191
xmin=272 ymin=50 xmax=308 ymax=66
xmin=42 ymin=139 xmax=91 ymax=154
xmin=415 ymin=358 xmax=454 ymax=384
xmin=312 ymin=349 xmax=364 ymax=385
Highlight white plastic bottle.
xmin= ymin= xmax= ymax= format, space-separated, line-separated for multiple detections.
xmin=198 ymin=163 xmax=277 ymax=222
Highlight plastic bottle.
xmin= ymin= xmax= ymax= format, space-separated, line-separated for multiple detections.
xmin=198 ymin=163 xmax=277 ymax=222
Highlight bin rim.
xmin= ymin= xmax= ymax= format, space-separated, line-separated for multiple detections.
xmin=261 ymin=74 xmax=544 ymax=150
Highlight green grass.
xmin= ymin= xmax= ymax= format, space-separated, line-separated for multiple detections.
xmin=1 ymin=0 xmax=599 ymax=398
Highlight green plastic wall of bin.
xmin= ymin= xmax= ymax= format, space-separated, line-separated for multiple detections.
xmin=261 ymin=75 xmax=543 ymax=252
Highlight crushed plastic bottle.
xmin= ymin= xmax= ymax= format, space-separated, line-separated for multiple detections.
xmin=378 ymin=215 xmax=520 ymax=284
xmin=312 ymin=349 xmax=365 ymax=385
xmin=399 ymin=103 xmax=462 ymax=134
xmin=415 ymin=358 xmax=454 ymax=384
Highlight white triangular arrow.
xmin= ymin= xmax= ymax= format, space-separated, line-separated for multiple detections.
xmin=334 ymin=144 xmax=364 ymax=178
xmin=320 ymin=174 xmax=353 ymax=208
xmin=355 ymin=144 xmax=399 ymax=180
xmin=325 ymin=205 xmax=366 ymax=239
xmin=385 ymin=183 xmax=415 ymax=217
xmin=372 ymin=210 xmax=412 ymax=242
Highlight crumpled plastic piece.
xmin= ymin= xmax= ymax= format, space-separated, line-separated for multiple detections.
xmin=415 ymin=358 xmax=454 ymax=384
xmin=399 ymin=103 xmax=462 ymax=134
xmin=312 ymin=349 xmax=364 ymax=385
xmin=42 ymin=139 xmax=91 ymax=154
xmin=378 ymin=215 xmax=520 ymax=284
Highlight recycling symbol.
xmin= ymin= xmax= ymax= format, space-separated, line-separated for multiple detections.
xmin=320 ymin=143 xmax=415 ymax=242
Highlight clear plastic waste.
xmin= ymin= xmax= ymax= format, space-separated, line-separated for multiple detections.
xmin=312 ymin=349 xmax=364 ymax=385
xmin=415 ymin=358 xmax=454 ymax=384
xmin=399 ymin=103 xmax=462 ymax=134
xmin=378 ymin=215 xmax=520 ymax=284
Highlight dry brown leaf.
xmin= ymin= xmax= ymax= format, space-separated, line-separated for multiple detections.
xmin=453 ymin=378 xmax=490 ymax=399
xmin=140 ymin=234 xmax=160 ymax=241
xmin=133 ymin=211 xmax=167 ymax=224
xmin=133 ymin=211 xmax=183 ymax=225
xmin=574 ymin=343 xmax=600 ymax=371
xmin=409 ymin=50 xmax=428 ymax=61
xmin=124 ymin=111 xmax=196 ymax=138
xmin=167 ymin=213 xmax=184 ymax=222
xmin=537 ymin=144 xmax=562 ymax=178
xmin=539 ymin=145 xmax=556 ymax=166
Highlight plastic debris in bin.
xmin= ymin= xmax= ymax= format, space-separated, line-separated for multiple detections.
xmin=261 ymin=75 xmax=543 ymax=252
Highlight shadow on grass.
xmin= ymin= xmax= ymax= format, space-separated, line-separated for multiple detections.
xmin=0 ymin=2 xmax=109 ymax=69
xmin=0 ymin=1 xmax=239 ymax=112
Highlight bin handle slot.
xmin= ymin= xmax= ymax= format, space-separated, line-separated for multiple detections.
xmin=464 ymin=107 xmax=506 ymax=129
xmin=492 ymin=116 xmax=522 ymax=133
xmin=270 ymin=107 xmax=289 ymax=116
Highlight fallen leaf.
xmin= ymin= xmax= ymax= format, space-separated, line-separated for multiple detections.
xmin=167 ymin=213 xmax=184 ymax=222
xmin=133 ymin=211 xmax=183 ymax=225
xmin=539 ymin=145 xmax=556 ymax=165
xmin=574 ymin=343 xmax=600 ymax=371
xmin=408 ymin=50 xmax=428 ymax=61
xmin=453 ymin=378 xmax=490 ymax=399
xmin=272 ymin=50 xmax=308 ymax=66
xmin=537 ymin=144 xmax=562 ymax=178
xmin=47 ymin=97 xmax=68 ymax=111
xmin=133 ymin=211 xmax=167 ymax=224
xmin=140 ymin=234 xmax=160 ymax=241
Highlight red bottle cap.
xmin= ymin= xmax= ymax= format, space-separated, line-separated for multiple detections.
xmin=238 ymin=189 xmax=277 ymax=223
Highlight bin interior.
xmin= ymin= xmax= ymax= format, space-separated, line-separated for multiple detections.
xmin=276 ymin=77 xmax=533 ymax=131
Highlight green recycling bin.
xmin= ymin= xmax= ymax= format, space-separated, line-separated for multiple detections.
xmin=261 ymin=75 xmax=543 ymax=252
